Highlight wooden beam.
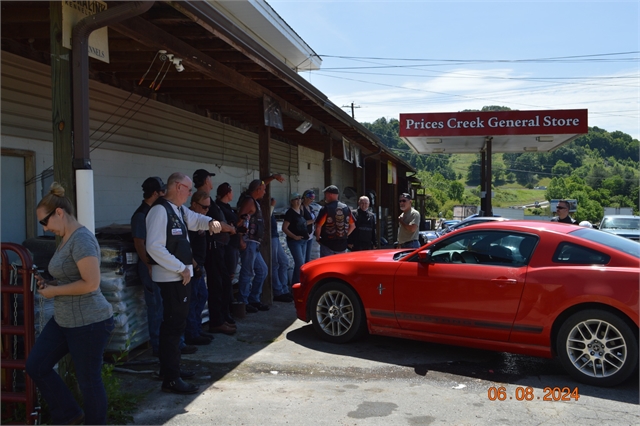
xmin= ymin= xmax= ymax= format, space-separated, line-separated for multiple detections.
xmin=109 ymin=16 xmax=346 ymax=143
xmin=49 ymin=1 xmax=75 ymax=209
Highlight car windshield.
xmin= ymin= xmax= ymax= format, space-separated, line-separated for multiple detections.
xmin=600 ymin=218 xmax=640 ymax=230
xmin=571 ymin=228 xmax=640 ymax=258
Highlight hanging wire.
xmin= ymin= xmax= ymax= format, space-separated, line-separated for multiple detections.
xmin=149 ymin=59 xmax=168 ymax=90
xmin=90 ymin=96 xmax=150 ymax=153
xmin=138 ymin=50 xmax=161 ymax=86
xmin=89 ymin=95 xmax=148 ymax=149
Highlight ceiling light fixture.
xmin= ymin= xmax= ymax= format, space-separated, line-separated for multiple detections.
xmin=432 ymin=148 xmax=445 ymax=153
xmin=524 ymin=147 xmax=538 ymax=152
xmin=173 ymin=58 xmax=184 ymax=72
xmin=425 ymin=138 xmax=442 ymax=144
xmin=536 ymin=136 xmax=554 ymax=142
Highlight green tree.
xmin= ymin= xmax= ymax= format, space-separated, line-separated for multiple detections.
xmin=551 ymin=160 xmax=572 ymax=177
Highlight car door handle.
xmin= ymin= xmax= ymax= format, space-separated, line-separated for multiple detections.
xmin=491 ymin=278 xmax=517 ymax=286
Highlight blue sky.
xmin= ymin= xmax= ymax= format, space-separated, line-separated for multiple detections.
xmin=269 ymin=1 xmax=639 ymax=139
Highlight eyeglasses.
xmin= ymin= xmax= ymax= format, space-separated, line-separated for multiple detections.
xmin=177 ymin=182 xmax=193 ymax=193
xmin=399 ymin=199 xmax=409 ymax=203
xmin=196 ymin=202 xmax=210 ymax=210
xmin=39 ymin=209 xmax=56 ymax=227
xmin=556 ymin=206 xmax=567 ymax=210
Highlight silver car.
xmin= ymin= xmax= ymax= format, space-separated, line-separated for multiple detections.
xmin=599 ymin=215 xmax=640 ymax=241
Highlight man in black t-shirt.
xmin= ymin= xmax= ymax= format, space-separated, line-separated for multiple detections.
xmin=348 ymin=195 xmax=377 ymax=251
xmin=192 ymin=169 xmax=237 ymax=335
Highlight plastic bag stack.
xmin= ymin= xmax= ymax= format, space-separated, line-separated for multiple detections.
xmin=99 ymin=241 xmax=149 ymax=353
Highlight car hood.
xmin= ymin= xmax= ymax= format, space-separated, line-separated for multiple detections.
xmin=302 ymin=248 xmax=410 ymax=269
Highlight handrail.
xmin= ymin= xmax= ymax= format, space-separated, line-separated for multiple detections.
xmin=1 ymin=242 xmax=39 ymax=424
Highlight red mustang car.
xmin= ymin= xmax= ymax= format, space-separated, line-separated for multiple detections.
xmin=293 ymin=221 xmax=639 ymax=386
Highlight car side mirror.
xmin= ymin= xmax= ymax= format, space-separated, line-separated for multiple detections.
xmin=418 ymin=250 xmax=431 ymax=263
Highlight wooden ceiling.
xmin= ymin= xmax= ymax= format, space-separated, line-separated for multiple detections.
xmin=1 ymin=1 xmax=406 ymax=163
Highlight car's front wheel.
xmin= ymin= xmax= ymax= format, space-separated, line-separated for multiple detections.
xmin=310 ymin=281 xmax=366 ymax=343
xmin=556 ymin=309 xmax=638 ymax=386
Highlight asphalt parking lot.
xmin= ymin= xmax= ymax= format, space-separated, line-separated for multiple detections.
xmin=122 ymin=302 xmax=639 ymax=425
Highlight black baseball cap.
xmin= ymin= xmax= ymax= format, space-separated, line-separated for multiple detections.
xmin=193 ymin=169 xmax=215 ymax=188
xmin=142 ymin=176 xmax=166 ymax=193
xmin=323 ymin=185 xmax=340 ymax=194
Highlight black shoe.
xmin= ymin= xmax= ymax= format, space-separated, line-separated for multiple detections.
xmin=200 ymin=330 xmax=215 ymax=339
xmin=245 ymin=304 xmax=258 ymax=313
xmin=185 ymin=335 xmax=212 ymax=345
xmin=153 ymin=369 xmax=196 ymax=381
xmin=161 ymin=378 xmax=199 ymax=395
xmin=180 ymin=345 xmax=198 ymax=354
xmin=249 ymin=302 xmax=270 ymax=311
xmin=274 ymin=293 xmax=294 ymax=303
xmin=224 ymin=315 xmax=236 ymax=325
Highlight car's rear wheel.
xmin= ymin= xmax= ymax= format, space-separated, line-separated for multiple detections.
xmin=556 ymin=309 xmax=638 ymax=386
xmin=310 ymin=281 xmax=366 ymax=343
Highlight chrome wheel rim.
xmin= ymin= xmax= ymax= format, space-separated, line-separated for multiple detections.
xmin=566 ymin=318 xmax=627 ymax=378
xmin=315 ymin=290 xmax=354 ymax=337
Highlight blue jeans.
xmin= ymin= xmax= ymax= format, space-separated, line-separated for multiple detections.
xmin=238 ymin=240 xmax=267 ymax=304
xmin=304 ymin=238 xmax=313 ymax=263
xmin=139 ymin=261 xmax=185 ymax=352
xmin=139 ymin=261 xmax=163 ymax=353
xmin=400 ymin=240 xmax=420 ymax=249
xmin=271 ymin=237 xmax=290 ymax=296
xmin=185 ymin=273 xmax=207 ymax=339
xmin=26 ymin=316 xmax=115 ymax=425
xmin=287 ymin=238 xmax=307 ymax=285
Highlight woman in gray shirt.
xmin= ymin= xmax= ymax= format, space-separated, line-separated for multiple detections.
xmin=26 ymin=182 xmax=114 ymax=425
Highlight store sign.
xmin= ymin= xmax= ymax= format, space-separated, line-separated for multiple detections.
xmin=62 ymin=1 xmax=110 ymax=63
xmin=399 ymin=109 xmax=588 ymax=137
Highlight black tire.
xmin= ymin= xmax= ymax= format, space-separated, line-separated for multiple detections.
xmin=310 ymin=281 xmax=366 ymax=344
xmin=556 ymin=309 xmax=638 ymax=387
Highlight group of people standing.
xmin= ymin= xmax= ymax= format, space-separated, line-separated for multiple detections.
xmin=26 ymin=174 xmax=415 ymax=422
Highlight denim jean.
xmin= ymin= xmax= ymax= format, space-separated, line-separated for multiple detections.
xmin=304 ymin=238 xmax=314 ymax=263
xmin=238 ymin=240 xmax=267 ymax=304
xmin=139 ymin=261 xmax=185 ymax=351
xmin=286 ymin=238 xmax=307 ymax=285
xmin=139 ymin=261 xmax=163 ymax=353
xmin=26 ymin=316 xmax=115 ymax=425
xmin=271 ymin=237 xmax=290 ymax=296
xmin=185 ymin=272 xmax=207 ymax=339
xmin=400 ymin=240 xmax=420 ymax=249
xmin=320 ymin=244 xmax=347 ymax=257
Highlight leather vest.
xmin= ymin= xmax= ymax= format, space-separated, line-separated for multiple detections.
xmin=239 ymin=194 xmax=264 ymax=243
xmin=147 ymin=198 xmax=193 ymax=266
xmin=320 ymin=201 xmax=351 ymax=241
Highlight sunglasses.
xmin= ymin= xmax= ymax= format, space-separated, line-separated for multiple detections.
xmin=556 ymin=206 xmax=567 ymax=210
xmin=399 ymin=199 xmax=409 ymax=203
xmin=196 ymin=202 xmax=210 ymax=210
xmin=39 ymin=209 xmax=56 ymax=227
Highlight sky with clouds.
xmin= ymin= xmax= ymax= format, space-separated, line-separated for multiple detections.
xmin=269 ymin=1 xmax=639 ymax=140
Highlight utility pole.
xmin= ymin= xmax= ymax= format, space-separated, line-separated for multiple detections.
xmin=341 ymin=102 xmax=360 ymax=119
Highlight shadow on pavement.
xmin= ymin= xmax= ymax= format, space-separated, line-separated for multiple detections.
xmin=286 ymin=323 xmax=639 ymax=405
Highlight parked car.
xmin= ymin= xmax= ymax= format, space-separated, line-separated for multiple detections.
xmin=418 ymin=230 xmax=439 ymax=245
xmin=293 ymin=221 xmax=639 ymax=387
xmin=599 ymin=215 xmax=640 ymax=241
xmin=437 ymin=216 xmax=509 ymax=237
